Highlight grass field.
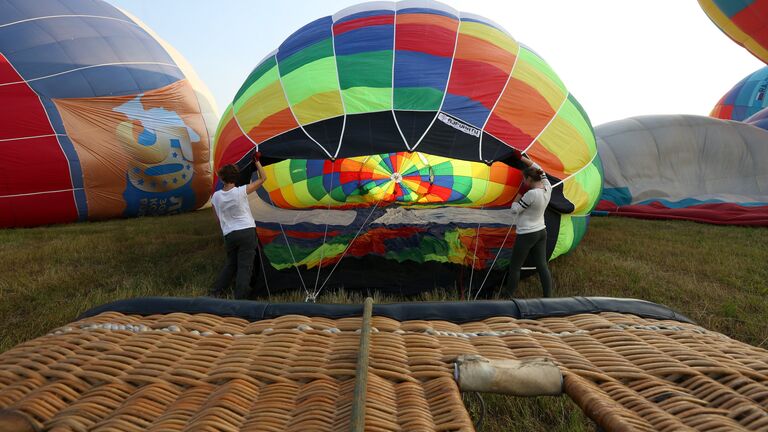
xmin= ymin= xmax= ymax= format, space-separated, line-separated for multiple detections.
xmin=1 ymin=209 xmax=766 ymax=431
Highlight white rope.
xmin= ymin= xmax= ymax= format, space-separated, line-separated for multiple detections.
xmin=466 ymin=220 xmax=483 ymax=300
xmin=255 ymin=239 xmax=271 ymax=300
xmin=0 ymin=187 xmax=83 ymax=199
xmin=0 ymin=14 xmax=135 ymax=29
xmin=0 ymin=62 xmax=180 ymax=87
xmin=273 ymin=217 xmax=311 ymax=298
xmin=310 ymin=161 xmax=337 ymax=301
xmin=315 ymin=198 xmax=383 ymax=297
xmin=0 ymin=133 xmax=66 ymax=142
xmin=473 ymin=222 xmax=515 ymax=300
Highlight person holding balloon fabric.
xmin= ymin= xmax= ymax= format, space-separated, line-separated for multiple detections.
xmin=506 ymin=154 xmax=553 ymax=297
xmin=209 ymin=153 xmax=267 ymax=299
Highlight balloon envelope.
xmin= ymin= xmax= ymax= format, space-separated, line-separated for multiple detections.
xmin=698 ymin=0 xmax=768 ymax=64
xmin=0 ymin=0 xmax=217 ymax=228
xmin=596 ymin=115 xmax=768 ymax=226
xmin=213 ymin=0 xmax=603 ymax=292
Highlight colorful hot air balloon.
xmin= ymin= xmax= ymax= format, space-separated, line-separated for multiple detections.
xmin=0 ymin=0 xmax=218 ymax=228
xmin=214 ymin=1 xmax=603 ymax=293
xmin=595 ymin=115 xmax=768 ymax=226
xmin=698 ymin=0 xmax=768 ymax=64
xmin=711 ymin=66 xmax=768 ymax=121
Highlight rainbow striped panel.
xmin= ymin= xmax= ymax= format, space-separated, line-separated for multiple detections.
xmin=483 ymin=46 xmax=567 ymax=155
xmin=699 ymin=0 xmax=768 ymax=64
xmin=262 ymin=151 xmax=520 ymax=209
xmin=217 ymin=1 xmax=598 ymax=173
xmin=392 ymin=5 xmax=458 ymax=111
xmin=442 ymin=17 xmax=518 ymax=128
xmin=333 ymin=5 xmax=395 ymax=114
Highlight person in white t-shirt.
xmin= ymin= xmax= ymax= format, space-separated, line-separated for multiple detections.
xmin=507 ymin=154 xmax=553 ymax=297
xmin=209 ymin=153 xmax=267 ymax=299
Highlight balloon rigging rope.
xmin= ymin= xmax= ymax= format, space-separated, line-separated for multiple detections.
xmin=472 ymin=160 xmax=526 ymax=300
xmin=255 ymin=239 xmax=271 ymax=300
xmin=310 ymin=162 xmax=336 ymax=301
xmin=474 ymin=221 xmax=515 ymax=300
xmin=466 ymin=206 xmax=485 ymax=300
xmin=274 ymin=214 xmax=310 ymax=298
xmin=259 ymin=172 xmax=311 ymax=298
xmin=466 ymin=167 xmax=500 ymax=299
xmin=314 ymin=197 xmax=384 ymax=298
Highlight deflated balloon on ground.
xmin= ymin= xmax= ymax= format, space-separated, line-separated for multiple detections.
xmin=595 ymin=115 xmax=768 ymax=226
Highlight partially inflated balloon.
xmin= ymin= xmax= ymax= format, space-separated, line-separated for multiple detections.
xmin=698 ymin=0 xmax=768 ymax=64
xmin=0 ymin=0 xmax=217 ymax=228
xmin=711 ymin=66 xmax=768 ymax=121
xmin=596 ymin=115 xmax=768 ymax=226
xmin=214 ymin=0 xmax=602 ymax=292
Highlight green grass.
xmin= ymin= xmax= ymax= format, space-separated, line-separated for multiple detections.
xmin=1 ymin=209 xmax=766 ymax=431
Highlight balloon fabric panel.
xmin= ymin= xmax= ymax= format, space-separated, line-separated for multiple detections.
xmin=699 ymin=0 xmax=768 ymax=64
xmin=261 ymin=152 xmax=521 ymax=209
xmin=53 ymin=80 xmax=211 ymax=219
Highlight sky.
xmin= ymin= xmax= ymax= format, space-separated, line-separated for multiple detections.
xmin=108 ymin=0 xmax=764 ymax=127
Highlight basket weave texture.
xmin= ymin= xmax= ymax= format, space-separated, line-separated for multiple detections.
xmin=1 ymin=311 xmax=767 ymax=431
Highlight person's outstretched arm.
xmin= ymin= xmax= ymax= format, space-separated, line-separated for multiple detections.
xmin=520 ymin=153 xmax=550 ymax=189
xmin=246 ymin=155 xmax=268 ymax=194
xmin=520 ymin=152 xmax=539 ymax=168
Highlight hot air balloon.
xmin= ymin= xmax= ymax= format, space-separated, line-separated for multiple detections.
xmin=711 ymin=66 xmax=768 ymax=121
xmin=213 ymin=0 xmax=603 ymax=295
xmin=698 ymin=0 xmax=768 ymax=64
xmin=595 ymin=115 xmax=768 ymax=226
xmin=0 ymin=0 xmax=218 ymax=228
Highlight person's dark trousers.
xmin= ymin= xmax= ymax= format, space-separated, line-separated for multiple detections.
xmin=505 ymin=229 xmax=552 ymax=297
xmin=211 ymin=228 xmax=257 ymax=299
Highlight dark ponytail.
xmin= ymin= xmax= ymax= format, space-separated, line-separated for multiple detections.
xmin=522 ymin=166 xmax=545 ymax=181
